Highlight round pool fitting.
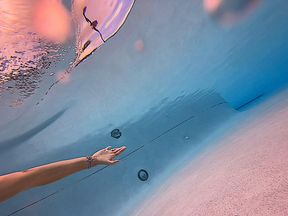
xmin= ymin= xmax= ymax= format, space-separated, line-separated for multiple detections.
xmin=138 ymin=169 xmax=149 ymax=181
xmin=111 ymin=129 xmax=122 ymax=139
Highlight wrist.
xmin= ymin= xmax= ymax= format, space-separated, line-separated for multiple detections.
xmin=86 ymin=156 xmax=99 ymax=168
xmin=91 ymin=156 xmax=100 ymax=166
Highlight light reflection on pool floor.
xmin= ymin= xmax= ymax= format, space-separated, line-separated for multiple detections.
xmin=132 ymin=88 xmax=288 ymax=216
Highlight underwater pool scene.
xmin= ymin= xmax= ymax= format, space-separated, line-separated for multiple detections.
xmin=0 ymin=0 xmax=288 ymax=215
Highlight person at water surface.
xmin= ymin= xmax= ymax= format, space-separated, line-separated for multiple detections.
xmin=0 ymin=146 xmax=126 ymax=203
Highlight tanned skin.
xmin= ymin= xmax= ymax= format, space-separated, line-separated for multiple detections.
xmin=0 ymin=146 xmax=126 ymax=203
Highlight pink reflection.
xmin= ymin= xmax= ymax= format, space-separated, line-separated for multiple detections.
xmin=32 ymin=0 xmax=72 ymax=44
xmin=204 ymin=0 xmax=261 ymax=26
xmin=134 ymin=39 xmax=145 ymax=52
xmin=10 ymin=99 xmax=24 ymax=108
xmin=0 ymin=0 xmax=63 ymax=95
xmin=0 ymin=1 xmax=65 ymax=78
xmin=0 ymin=0 xmax=71 ymax=44
xmin=204 ymin=0 xmax=223 ymax=13
xmin=56 ymin=71 xmax=71 ymax=85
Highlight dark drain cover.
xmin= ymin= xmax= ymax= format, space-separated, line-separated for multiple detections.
xmin=138 ymin=169 xmax=149 ymax=181
xmin=111 ymin=129 xmax=121 ymax=139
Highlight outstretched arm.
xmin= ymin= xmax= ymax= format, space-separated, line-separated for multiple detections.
xmin=0 ymin=146 xmax=126 ymax=203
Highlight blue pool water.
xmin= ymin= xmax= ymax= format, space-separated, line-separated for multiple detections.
xmin=0 ymin=0 xmax=288 ymax=215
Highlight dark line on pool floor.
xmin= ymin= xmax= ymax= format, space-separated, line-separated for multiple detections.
xmin=235 ymin=94 xmax=264 ymax=111
xmin=6 ymin=101 xmax=225 ymax=216
xmin=7 ymin=190 xmax=62 ymax=216
xmin=149 ymin=115 xmax=195 ymax=143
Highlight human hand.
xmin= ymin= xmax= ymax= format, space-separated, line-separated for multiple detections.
xmin=92 ymin=146 xmax=127 ymax=166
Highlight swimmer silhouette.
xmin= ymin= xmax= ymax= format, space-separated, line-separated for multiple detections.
xmin=83 ymin=6 xmax=105 ymax=42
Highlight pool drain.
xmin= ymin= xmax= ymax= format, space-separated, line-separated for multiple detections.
xmin=138 ymin=169 xmax=149 ymax=181
xmin=111 ymin=129 xmax=122 ymax=139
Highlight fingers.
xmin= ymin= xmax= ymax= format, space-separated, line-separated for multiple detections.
xmin=105 ymin=146 xmax=112 ymax=151
xmin=114 ymin=146 xmax=127 ymax=156
xmin=104 ymin=146 xmax=126 ymax=162
xmin=105 ymin=146 xmax=126 ymax=153
xmin=109 ymin=160 xmax=120 ymax=165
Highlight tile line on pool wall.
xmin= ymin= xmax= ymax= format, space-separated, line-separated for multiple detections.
xmin=5 ymin=101 xmax=225 ymax=216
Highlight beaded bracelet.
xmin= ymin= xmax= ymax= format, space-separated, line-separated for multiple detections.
xmin=86 ymin=156 xmax=94 ymax=169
